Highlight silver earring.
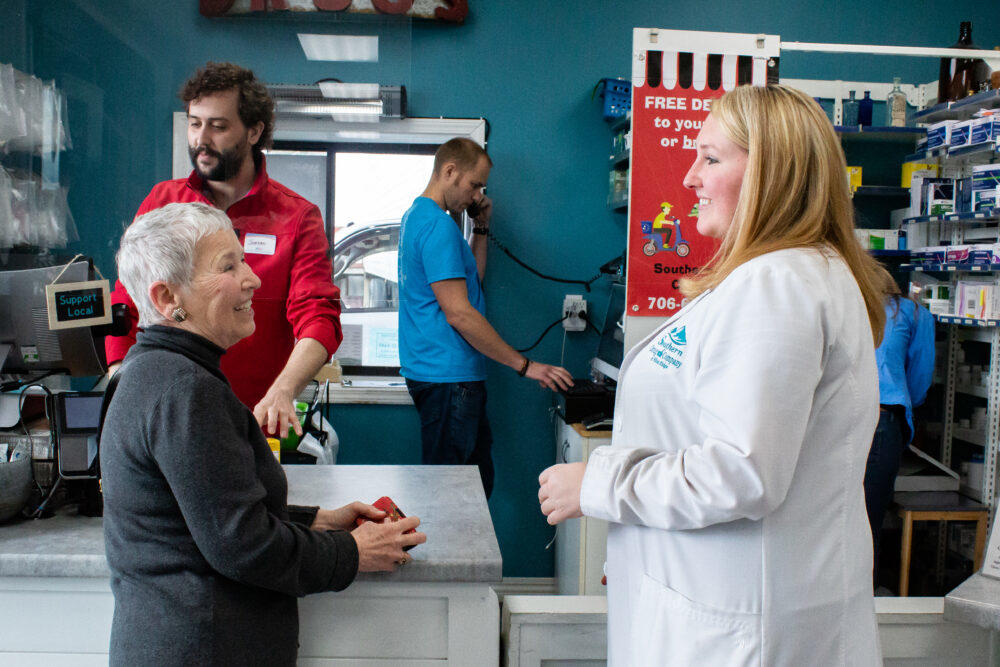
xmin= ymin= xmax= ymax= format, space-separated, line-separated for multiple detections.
xmin=171 ymin=307 xmax=188 ymax=322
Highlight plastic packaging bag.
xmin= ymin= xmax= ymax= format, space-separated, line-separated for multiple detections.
xmin=36 ymin=186 xmax=77 ymax=249
xmin=0 ymin=64 xmax=26 ymax=144
xmin=0 ymin=166 xmax=14 ymax=247
xmin=9 ymin=172 xmax=38 ymax=246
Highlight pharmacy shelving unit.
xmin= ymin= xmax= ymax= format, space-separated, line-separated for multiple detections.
xmin=900 ymin=86 xmax=1000 ymax=520
xmin=607 ymin=116 xmax=630 ymax=212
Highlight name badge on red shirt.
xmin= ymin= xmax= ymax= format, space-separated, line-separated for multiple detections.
xmin=244 ymin=233 xmax=276 ymax=255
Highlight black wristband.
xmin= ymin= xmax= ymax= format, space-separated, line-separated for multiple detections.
xmin=518 ymin=357 xmax=531 ymax=377
xmin=472 ymin=226 xmax=488 ymax=235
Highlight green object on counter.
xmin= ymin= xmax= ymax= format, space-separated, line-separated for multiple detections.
xmin=280 ymin=401 xmax=309 ymax=450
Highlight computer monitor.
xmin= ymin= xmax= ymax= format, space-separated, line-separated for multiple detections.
xmin=0 ymin=259 xmax=106 ymax=377
xmin=592 ymin=282 xmax=625 ymax=382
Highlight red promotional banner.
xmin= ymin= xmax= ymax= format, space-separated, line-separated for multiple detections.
xmin=626 ymin=30 xmax=778 ymax=319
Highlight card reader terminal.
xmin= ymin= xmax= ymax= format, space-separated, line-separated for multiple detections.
xmin=49 ymin=391 xmax=103 ymax=479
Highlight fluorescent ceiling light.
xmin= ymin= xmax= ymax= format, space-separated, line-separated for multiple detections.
xmin=285 ymin=102 xmax=382 ymax=116
xmin=298 ymin=34 xmax=378 ymax=62
xmin=319 ymin=82 xmax=380 ymax=99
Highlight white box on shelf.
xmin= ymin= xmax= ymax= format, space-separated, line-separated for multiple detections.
xmin=969 ymin=115 xmax=1000 ymax=146
xmin=855 ymin=228 xmax=899 ymax=250
xmin=926 ymin=120 xmax=956 ymax=150
xmin=948 ymin=120 xmax=973 ymax=152
xmin=971 ymin=164 xmax=1000 ymax=212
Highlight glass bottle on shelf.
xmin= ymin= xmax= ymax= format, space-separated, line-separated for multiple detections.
xmin=843 ymin=91 xmax=859 ymax=127
xmin=858 ymin=91 xmax=873 ymax=127
xmin=937 ymin=21 xmax=988 ymax=103
xmin=886 ymin=78 xmax=907 ymax=127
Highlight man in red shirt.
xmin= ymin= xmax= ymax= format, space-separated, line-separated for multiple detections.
xmin=106 ymin=62 xmax=341 ymax=439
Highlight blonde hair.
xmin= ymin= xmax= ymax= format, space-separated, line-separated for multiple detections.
xmin=679 ymin=84 xmax=889 ymax=344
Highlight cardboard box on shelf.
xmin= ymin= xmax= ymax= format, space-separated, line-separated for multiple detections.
xmin=926 ymin=120 xmax=956 ymax=150
xmin=972 ymin=164 xmax=1000 ymax=212
xmin=845 ymin=166 xmax=862 ymax=192
xmin=948 ymin=119 xmax=973 ymax=152
xmin=923 ymin=178 xmax=955 ymax=216
xmin=956 ymin=277 xmax=1000 ymax=319
xmin=902 ymin=162 xmax=938 ymax=188
xmin=854 ymin=228 xmax=899 ymax=250
xmin=969 ymin=115 xmax=1000 ymax=146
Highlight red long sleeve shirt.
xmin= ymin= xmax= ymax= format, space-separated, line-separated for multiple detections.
xmin=106 ymin=160 xmax=342 ymax=409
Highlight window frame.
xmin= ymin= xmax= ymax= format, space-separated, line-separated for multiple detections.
xmin=172 ymin=114 xmax=487 ymax=399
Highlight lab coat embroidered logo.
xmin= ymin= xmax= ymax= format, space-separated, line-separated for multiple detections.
xmin=650 ymin=326 xmax=687 ymax=370
xmin=668 ymin=326 xmax=686 ymax=346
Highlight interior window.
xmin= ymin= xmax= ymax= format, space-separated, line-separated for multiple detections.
xmin=266 ymin=145 xmax=434 ymax=375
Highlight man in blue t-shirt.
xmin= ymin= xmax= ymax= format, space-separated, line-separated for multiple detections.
xmin=398 ymin=138 xmax=572 ymax=498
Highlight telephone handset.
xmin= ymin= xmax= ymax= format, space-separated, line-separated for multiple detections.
xmin=466 ymin=199 xmax=484 ymax=219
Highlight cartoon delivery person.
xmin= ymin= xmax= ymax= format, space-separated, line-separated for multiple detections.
xmin=652 ymin=201 xmax=677 ymax=248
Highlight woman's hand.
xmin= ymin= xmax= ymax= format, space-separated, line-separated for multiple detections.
xmin=538 ymin=462 xmax=587 ymax=525
xmin=351 ymin=516 xmax=427 ymax=572
xmin=311 ymin=502 xmax=386 ymax=532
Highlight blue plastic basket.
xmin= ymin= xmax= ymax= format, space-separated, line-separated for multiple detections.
xmin=601 ymin=78 xmax=632 ymax=121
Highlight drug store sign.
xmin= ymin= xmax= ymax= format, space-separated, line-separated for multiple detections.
xmin=626 ymin=28 xmax=778 ymax=317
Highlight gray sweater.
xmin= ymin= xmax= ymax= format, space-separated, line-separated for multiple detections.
xmin=101 ymin=326 xmax=358 ymax=666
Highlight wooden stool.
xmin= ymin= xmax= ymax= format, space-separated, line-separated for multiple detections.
xmin=895 ymin=491 xmax=989 ymax=597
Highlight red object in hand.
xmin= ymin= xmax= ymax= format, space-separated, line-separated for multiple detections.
xmin=356 ymin=496 xmax=417 ymax=549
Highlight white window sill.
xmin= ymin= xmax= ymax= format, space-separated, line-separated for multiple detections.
xmin=300 ymin=376 xmax=413 ymax=405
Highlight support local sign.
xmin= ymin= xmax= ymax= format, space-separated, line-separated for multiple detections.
xmin=626 ymin=29 xmax=779 ymax=318
xmin=200 ymin=0 xmax=468 ymax=23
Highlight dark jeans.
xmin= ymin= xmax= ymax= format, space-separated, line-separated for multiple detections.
xmin=405 ymin=379 xmax=494 ymax=499
xmin=863 ymin=408 xmax=907 ymax=578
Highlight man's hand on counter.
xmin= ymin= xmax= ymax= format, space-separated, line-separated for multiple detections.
xmin=352 ymin=516 xmax=427 ymax=572
xmin=253 ymin=385 xmax=300 ymax=438
xmin=311 ymin=502 xmax=386 ymax=532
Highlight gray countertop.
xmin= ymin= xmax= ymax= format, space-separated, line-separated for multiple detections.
xmin=0 ymin=465 xmax=501 ymax=584
xmin=944 ymin=573 xmax=1000 ymax=631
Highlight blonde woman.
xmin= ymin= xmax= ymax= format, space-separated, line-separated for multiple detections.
xmin=539 ymin=85 xmax=888 ymax=665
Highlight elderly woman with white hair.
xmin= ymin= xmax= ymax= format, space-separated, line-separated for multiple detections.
xmin=101 ymin=202 xmax=425 ymax=666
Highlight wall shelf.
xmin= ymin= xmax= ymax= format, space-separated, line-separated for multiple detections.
xmin=607 ymin=196 xmax=628 ymax=211
xmin=956 ymin=384 xmax=989 ymax=399
xmin=855 ymin=185 xmax=910 ymax=198
xmin=906 ymin=141 xmax=999 ymax=163
xmin=935 ymin=315 xmax=1000 ymax=327
xmin=904 ymin=208 xmax=1000 ymax=225
xmin=903 ymin=263 xmax=1000 ymax=273
xmin=869 ymin=249 xmax=910 ymax=257
xmin=954 ymin=426 xmax=988 ymax=447
xmin=836 ymin=126 xmax=927 ymax=143
xmin=912 ymin=89 xmax=1000 ymax=124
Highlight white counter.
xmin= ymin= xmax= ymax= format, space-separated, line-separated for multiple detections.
xmin=0 ymin=465 xmax=501 ymax=666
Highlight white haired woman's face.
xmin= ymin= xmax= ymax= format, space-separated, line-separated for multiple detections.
xmin=180 ymin=229 xmax=261 ymax=349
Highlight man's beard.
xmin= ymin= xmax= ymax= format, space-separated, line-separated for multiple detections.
xmin=189 ymin=143 xmax=246 ymax=182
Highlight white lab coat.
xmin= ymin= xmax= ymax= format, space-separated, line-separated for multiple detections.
xmin=581 ymin=248 xmax=882 ymax=666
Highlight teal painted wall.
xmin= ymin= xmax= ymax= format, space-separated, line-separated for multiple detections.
xmin=8 ymin=0 xmax=999 ymax=577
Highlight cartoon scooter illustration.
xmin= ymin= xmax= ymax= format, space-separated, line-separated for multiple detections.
xmin=640 ymin=201 xmax=690 ymax=257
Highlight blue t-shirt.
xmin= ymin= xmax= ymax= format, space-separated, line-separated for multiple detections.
xmin=876 ymin=297 xmax=936 ymax=441
xmin=398 ymin=197 xmax=487 ymax=381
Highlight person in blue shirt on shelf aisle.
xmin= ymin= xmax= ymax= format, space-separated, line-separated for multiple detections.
xmin=864 ymin=273 xmax=935 ymax=585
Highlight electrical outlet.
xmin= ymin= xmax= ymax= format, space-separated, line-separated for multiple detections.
xmin=562 ymin=295 xmax=587 ymax=332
